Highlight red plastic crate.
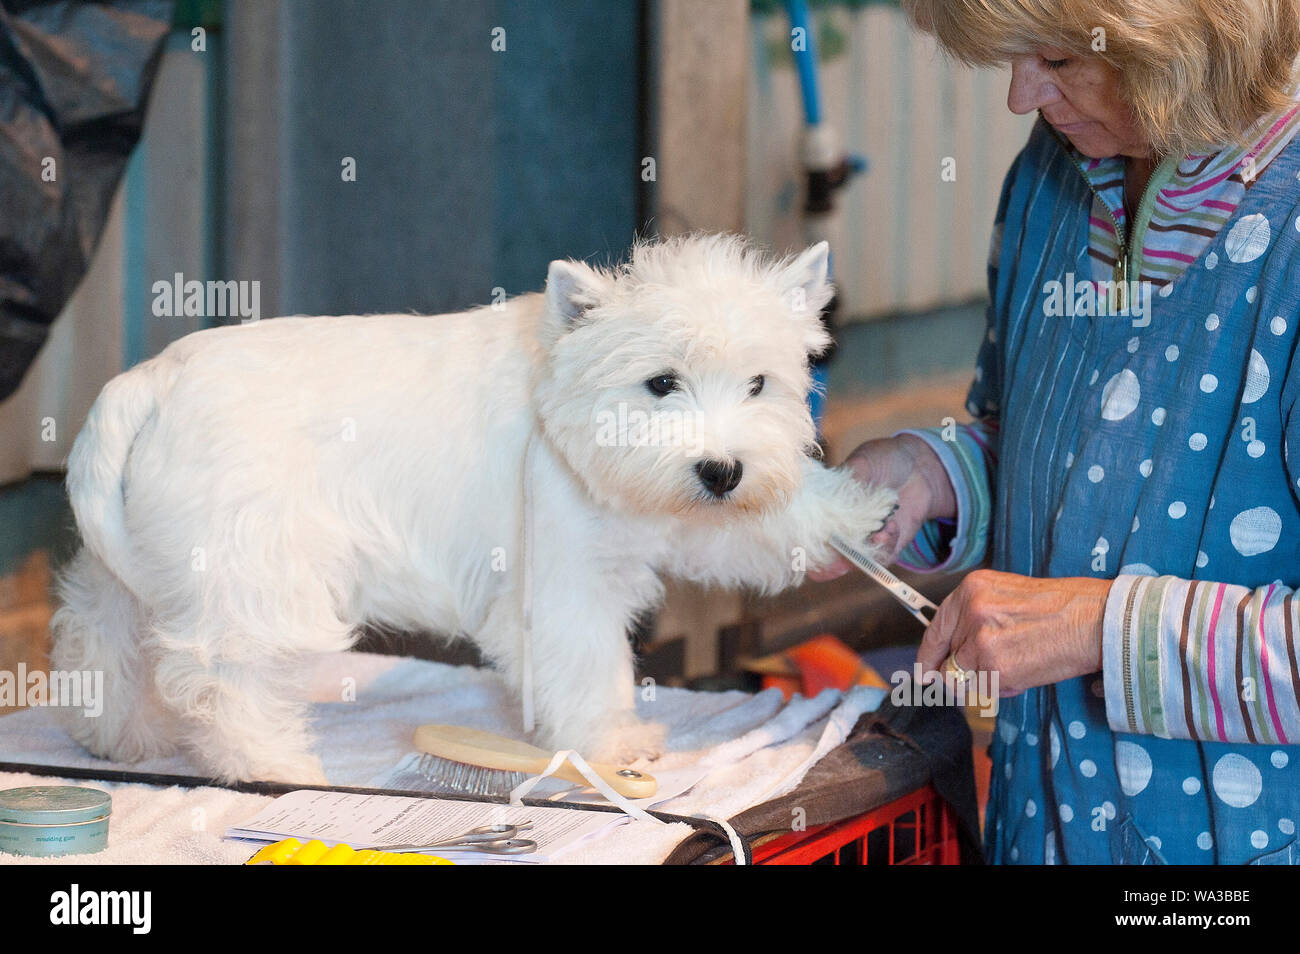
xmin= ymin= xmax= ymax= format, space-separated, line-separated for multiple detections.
xmin=726 ymin=783 xmax=960 ymax=865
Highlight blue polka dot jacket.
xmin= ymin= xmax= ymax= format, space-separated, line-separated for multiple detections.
xmin=899 ymin=116 xmax=1300 ymax=864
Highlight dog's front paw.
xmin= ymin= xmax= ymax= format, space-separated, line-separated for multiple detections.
xmin=208 ymin=751 xmax=328 ymax=787
xmin=833 ymin=470 xmax=898 ymax=554
xmin=802 ymin=463 xmax=897 ymax=565
xmin=262 ymin=756 xmax=329 ymax=787
xmin=273 ymin=756 xmax=330 ymax=787
xmin=553 ymin=714 xmax=666 ymax=766
xmin=595 ymin=718 xmax=667 ymax=766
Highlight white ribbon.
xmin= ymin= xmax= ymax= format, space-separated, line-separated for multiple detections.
xmin=692 ymin=813 xmax=748 ymax=865
xmin=508 ymin=749 xmax=662 ymax=824
xmin=505 ymin=752 xmax=754 ymax=862
xmin=520 ymin=432 xmax=537 ymax=734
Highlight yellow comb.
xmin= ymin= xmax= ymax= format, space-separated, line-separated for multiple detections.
xmin=245 ymin=838 xmax=455 ymax=865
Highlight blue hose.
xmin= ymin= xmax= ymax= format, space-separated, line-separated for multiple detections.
xmin=785 ymin=0 xmax=830 ymax=437
xmin=785 ymin=0 xmax=822 ymax=126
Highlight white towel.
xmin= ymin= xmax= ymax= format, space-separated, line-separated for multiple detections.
xmin=0 ymin=651 xmax=883 ymax=864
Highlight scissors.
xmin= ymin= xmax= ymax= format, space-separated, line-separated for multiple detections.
xmin=368 ymin=822 xmax=538 ymax=855
xmin=830 ymin=534 xmax=939 ymax=627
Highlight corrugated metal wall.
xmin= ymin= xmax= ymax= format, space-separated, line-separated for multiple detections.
xmin=747 ymin=4 xmax=1034 ymax=320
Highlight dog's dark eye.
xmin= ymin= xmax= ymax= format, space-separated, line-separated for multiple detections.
xmin=748 ymin=375 xmax=765 ymax=397
xmin=647 ymin=373 xmax=678 ymax=397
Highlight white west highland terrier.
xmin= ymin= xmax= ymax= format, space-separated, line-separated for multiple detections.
xmin=52 ymin=233 xmax=896 ymax=784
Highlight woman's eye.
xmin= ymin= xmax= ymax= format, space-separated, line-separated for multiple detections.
xmin=1040 ymin=56 xmax=1070 ymax=71
xmin=647 ymin=373 xmax=678 ymax=397
xmin=748 ymin=375 xmax=765 ymax=397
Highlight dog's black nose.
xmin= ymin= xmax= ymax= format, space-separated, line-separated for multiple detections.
xmin=696 ymin=459 xmax=743 ymax=497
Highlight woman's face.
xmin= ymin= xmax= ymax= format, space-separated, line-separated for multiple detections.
xmin=1007 ymin=48 xmax=1153 ymax=159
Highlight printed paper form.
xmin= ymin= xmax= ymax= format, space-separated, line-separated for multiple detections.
xmin=225 ymin=790 xmax=616 ymax=858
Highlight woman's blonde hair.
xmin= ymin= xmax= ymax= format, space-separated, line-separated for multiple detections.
xmin=901 ymin=0 xmax=1300 ymax=156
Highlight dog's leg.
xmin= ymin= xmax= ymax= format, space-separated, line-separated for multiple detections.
xmin=50 ymin=548 xmax=179 ymax=762
xmin=151 ymin=640 xmax=332 ymax=785
xmin=145 ymin=556 xmax=354 ymax=785
xmin=671 ymin=456 xmax=897 ymax=593
xmin=529 ymin=608 xmax=661 ymax=764
xmin=476 ymin=553 xmax=664 ymax=765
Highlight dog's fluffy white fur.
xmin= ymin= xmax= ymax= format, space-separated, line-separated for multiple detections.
xmin=51 ymin=233 xmax=896 ymax=783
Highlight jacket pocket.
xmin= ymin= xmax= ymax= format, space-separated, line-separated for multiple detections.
xmin=1247 ymin=837 xmax=1299 ymax=865
xmin=1110 ymin=814 xmax=1168 ymax=865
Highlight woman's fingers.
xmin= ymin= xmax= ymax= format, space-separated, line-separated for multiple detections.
xmin=916 ymin=586 xmax=963 ymax=679
xmin=913 ymin=571 xmax=1111 ymax=696
xmin=869 ymin=519 xmax=900 ymax=561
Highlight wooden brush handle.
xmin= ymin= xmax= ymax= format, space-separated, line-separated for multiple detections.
xmin=413 ymin=724 xmax=658 ymax=799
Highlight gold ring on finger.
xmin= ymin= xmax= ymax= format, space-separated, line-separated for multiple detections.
xmin=945 ymin=652 xmax=974 ymax=684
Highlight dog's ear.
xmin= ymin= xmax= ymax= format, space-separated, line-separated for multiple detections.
xmin=781 ymin=241 xmax=833 ymax=312
xmin=545 ymin=258 xmax=606 ymax=331
xmin=781 ymin=242 xmax=834 ymax=354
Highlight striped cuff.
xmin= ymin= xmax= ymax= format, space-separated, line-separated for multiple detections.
xmin=1103 ymin=574 xmax=1300 ymax=744
xmin=894 ymin=425 xmax=992 ymax=574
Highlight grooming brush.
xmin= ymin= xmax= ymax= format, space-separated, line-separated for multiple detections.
xmin=412 ymin=724 xmax=658 ymax=799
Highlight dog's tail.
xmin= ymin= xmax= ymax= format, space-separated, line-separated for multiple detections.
xmin=66 ymin=357 xmax=179 ymax=600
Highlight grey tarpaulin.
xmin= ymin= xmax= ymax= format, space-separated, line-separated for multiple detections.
xmin=0 ymin=0 xmax=174 ymax=402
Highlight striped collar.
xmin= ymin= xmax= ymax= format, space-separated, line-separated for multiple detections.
xmin=1069 ymin=84 xmax=1300 ymax=287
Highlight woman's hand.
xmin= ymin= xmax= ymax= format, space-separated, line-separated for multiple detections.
xmin=917 ymin=569 xmax=1111 ymax=695
xmin=810 ymin=433 xmax=957 ymax=579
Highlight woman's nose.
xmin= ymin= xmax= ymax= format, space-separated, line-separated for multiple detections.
xmin=1006 ymin=56 xmax=1061 ymax=115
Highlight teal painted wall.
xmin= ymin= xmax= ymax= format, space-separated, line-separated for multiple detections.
xmin=274 ymin=0 xmax=643 ymax=316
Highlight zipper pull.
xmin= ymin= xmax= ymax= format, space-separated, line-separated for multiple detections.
xmin=1112 ymin=255 xmax=1129 ymax=314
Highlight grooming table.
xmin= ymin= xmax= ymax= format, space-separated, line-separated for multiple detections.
xmin=0 ymin=652 xmax=977 ymax=864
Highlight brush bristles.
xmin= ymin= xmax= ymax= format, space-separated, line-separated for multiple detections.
xmin=415 ymin=752 xmax=529 ymax=796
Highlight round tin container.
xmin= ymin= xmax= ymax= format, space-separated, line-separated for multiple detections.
xmin=0 ymin=786 xmax=111 ymax=857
